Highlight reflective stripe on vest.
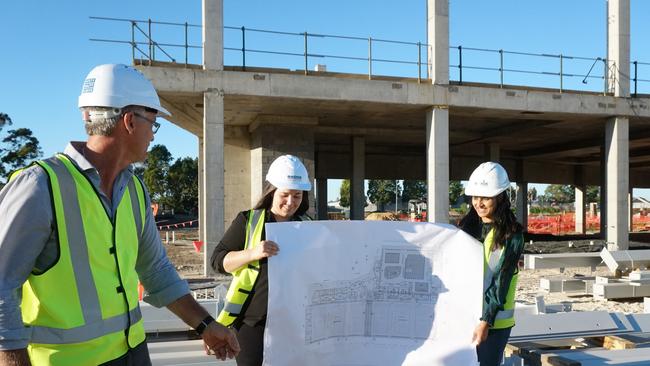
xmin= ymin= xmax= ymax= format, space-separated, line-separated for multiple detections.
xmin=217 ymin=210 xmax=311 ymax=326
xmin=483 ymin=229 xmax=518 ymax=329
xmin=19 ymin=154 xmax=146 ymax=365
xmin=217 ymin=209 xmax=265 ymax=326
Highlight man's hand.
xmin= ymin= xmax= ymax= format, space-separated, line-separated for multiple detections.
xmin=472 ymin=320 xmax=490 ymax=346
xmin=201 ymin=322 xmax=240 ymax=361
xmin=0 ymin=349 xmax=31 ymax=366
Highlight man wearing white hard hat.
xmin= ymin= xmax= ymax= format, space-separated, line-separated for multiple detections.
xmin=211 ymin=154 xmax=312 ymax=365
xmin=457 ymin=162 xmax=525 ymax=366
xmin=0 ymin=64 xmax=239 ymax=365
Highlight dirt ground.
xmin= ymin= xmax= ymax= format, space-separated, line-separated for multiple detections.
xmin=162 ymin=229 xmax=647 ymax=314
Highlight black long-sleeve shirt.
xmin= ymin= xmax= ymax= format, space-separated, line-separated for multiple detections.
xmin=211 ymin=209 xmax=307 ymax=327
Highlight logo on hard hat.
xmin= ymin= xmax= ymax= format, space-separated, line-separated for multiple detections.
xmin=82 ymin=78 xmax=96 ymax=93
xmin=287 ymin=174 xmax=302 ymax=180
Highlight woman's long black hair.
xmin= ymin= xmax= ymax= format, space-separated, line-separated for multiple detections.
xmin=458 ymin=191 xmax=522 ymax=250
xmin=253 ymin=181 xmax=310 ymax=217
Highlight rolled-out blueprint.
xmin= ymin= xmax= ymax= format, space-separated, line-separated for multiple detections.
xmin=264 ymin=221 xmax=482 ymax=366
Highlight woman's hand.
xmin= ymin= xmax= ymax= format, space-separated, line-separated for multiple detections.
xmin=222 ymin=240 xmax=279 ymax=273
xmin=248 ymin=240 xmax=279 ymax=261
xmin=472 ymin=321 xmax=489 ymax=346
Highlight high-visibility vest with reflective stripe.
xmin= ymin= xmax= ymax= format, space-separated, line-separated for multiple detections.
xmin=15 ymin=154 xmax=147 ymax=365
xmin=483 ymin=229 xmax=517 ymax=329
xmin=217 ymin=209 xmax=309 ymax=326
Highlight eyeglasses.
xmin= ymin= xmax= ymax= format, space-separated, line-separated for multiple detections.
xmin=133 ymin=112 xmax=160 ymax=134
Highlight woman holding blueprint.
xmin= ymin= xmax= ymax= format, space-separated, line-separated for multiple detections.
xmin=458 ymin=162 xmax=525 ymax=366
xmin=210 ymin=155 xmax=312 ymax=366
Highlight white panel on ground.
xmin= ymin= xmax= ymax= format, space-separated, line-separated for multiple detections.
xmin=524 ymin=253 xmax=603 ymax=270
xmin=148 ymin=339 xmax=236 ymax=366
xmin=548 ymin=348 xmax=650 ymax=365
xmin=600 ymin=248 xmax=650 ymax=273
xmin=511 ymin=311 xmax=619 ymax=341
xmin=141 ymin=300 xmax=218 ymax=333
xmin=264 ymin=221 xmax=483 ymax=366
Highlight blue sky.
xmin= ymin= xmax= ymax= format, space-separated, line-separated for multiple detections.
xmin=2 ymin=1 xmax=650 ymax=200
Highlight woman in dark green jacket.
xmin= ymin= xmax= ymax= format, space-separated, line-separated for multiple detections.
xmin=459 ymin=162 xmax=525 ymax=366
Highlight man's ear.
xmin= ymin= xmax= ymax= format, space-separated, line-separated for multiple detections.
xmin=122 ymin=112 xmax=136 ymax=134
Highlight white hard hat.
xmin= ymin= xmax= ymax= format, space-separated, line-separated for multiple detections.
xmin=464 ymin=162 xmax=510 ymax=197
xmin=78 ymin=64 xmax=171 ymax=117
xmin=266 ymin=155 xmax=312 ymax=191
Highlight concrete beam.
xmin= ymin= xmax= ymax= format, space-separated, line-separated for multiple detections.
xmin=447 ymin=84 xmax=650 ymax=117
xmin=138 ymin=66 xmax=650 ymax=119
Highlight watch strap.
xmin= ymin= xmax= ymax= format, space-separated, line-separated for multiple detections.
xmin=195 ymin=315 xmax=215 ymax=336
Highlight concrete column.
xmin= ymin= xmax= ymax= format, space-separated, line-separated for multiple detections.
xmin=600 ymin=145 xmax=607 ymax=237
xmin=629 ymin=187 xmax=634 ymax=231
xmin=426 ymin=107 xmax=449 ymax=223
xmin=351 ymin=137 xmax=365 ymax=220
xmin=516 ymin=182 xmax=528 ymax=231
xmin=515 ymin=160 xmax=527 ymax=230
xmin=427 ymin=0 xmax=449 ymax=84
xmin=250 ymin=122 xmax=316 ymax=215
xmin=250 ymin=146 xmax=263 ymax=206
xmin=486 ymin=143 xmax=500 ymax=162
xmin=202 ymin=0 xmax=223 ymax=71
xmin=317 ymin=178 xmax=328 ymax=220
xmin=605 ymin=116 xmax=629 ymax=250
xmin=202 ymin=91 xmax=225 ymax=276
xmin=198 ymin=137 xmax=205 ymax=242
xmin=607 ymin=0 xmax=630 ymax=96
xmin=575 ymin=185 xmax=586 ymax=234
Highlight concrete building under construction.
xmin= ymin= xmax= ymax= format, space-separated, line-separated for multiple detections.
xmin=117 ymin=0 xmax=650 ymax=271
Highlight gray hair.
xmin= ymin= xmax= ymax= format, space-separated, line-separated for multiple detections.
xmin=81 ymin=106 xmax=122 ymax=136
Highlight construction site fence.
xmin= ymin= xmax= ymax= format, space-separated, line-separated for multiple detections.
xmin=89 ymin=16 xmax=650 ymax=95
xmin=527 ymin=212 xmax=650 ymax=235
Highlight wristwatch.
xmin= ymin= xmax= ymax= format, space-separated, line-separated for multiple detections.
xmin=195 ymin=315 xmax=216 ymax=336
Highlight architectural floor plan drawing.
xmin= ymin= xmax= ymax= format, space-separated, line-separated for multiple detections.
xmin=264 ymin=221 xmax=483 ymax=366
xmin=305 ymin=246 xmax=446 ymax=343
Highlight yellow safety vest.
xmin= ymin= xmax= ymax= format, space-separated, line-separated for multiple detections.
xmin=14 ymin=154 xmax=147 ymax=365
xmin=217 ymin=209 xmax=309 ymax=326
xmin=483 ymin=229 xmax=517 ymax=329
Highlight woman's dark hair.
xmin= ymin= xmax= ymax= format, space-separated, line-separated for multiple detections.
xmin=458 ymin=191 xmax=522 ymax=250
xmin=253 ymin=181 xmax=310 ymax=217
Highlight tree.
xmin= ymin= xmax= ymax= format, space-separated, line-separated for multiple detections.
xmin=339 ymin=179 xmax=351 ymax=207
xmin=586 ymin=186 xmax=600 ymax=203
xmin=167 ymin=157 xmax=198 ymax=214
xmin=527 ymin=187 xmax=537 ymax=202
xmin=448 ymin=180 xmax=463 ymax=206
xmin=544 ymin=184 xmax=574 ymax=204
xmin=402 ymin=180 xmax=427 ymax=203
xmin=0 ymin=113 xmax=43 ymax=186
xmin=367 ymin=180 xmax=400 ymax=211
xmin=143 ymin=144 xmax=172 ymax=204
xmin=0 ymin=113 xmax=11 ymax=128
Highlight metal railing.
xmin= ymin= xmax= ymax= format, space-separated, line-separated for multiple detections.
xmin=89 ymin=16 xmax=650 ymax=95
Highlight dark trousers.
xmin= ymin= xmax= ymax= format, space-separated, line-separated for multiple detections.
xmin=476 ymin=327 xmax=512 ymax=366
xmin=234 ymin=322 xmax=265 ymax=366
xmin=99 ymin=339 xmax=152 ymax=366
